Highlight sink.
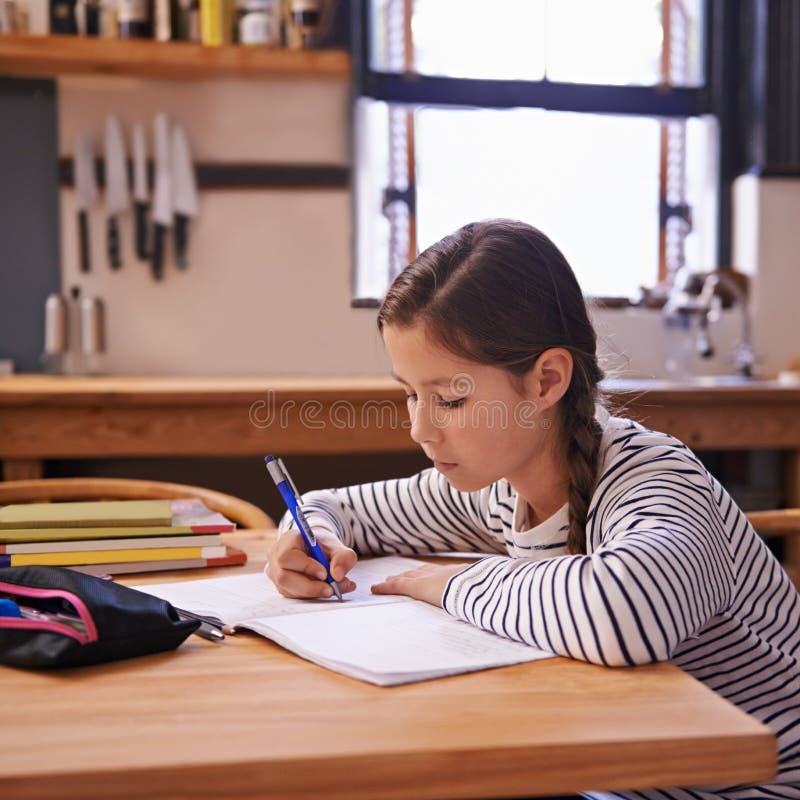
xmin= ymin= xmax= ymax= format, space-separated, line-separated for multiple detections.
xmin=605 ymin=374 xmax=770 ymax=391
xmin=674 ymin=375 xmax=757 ymax=386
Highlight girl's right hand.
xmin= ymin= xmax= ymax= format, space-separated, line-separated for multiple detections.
xmin=266 ymin=528 xmax=358 ymax=599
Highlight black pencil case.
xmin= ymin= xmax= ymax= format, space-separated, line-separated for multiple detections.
xmin=0 ymin=565 xmax=199 ymax=669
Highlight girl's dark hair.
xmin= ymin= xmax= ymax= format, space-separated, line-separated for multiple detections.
xmin=377 ymin=219 xmax=604 ymax=555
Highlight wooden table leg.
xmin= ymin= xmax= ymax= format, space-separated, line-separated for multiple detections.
xmin=2 ymin=459 xmax=44 ymax=481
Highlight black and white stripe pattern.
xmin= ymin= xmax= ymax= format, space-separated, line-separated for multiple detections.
xmin=279 ymin=416 xmax=800 ymax=798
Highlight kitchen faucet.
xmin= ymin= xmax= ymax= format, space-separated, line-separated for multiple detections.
xmin=662 ymin=269 xmax=755 ymax=378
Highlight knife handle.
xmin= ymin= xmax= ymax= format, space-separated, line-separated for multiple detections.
xmin=78 ymin=210 xmax=90 ymax=273
xmin=151 ymin=224 xmax=166 ymax=281
xmin=107 ymin=217 xmax=122 ymax=270
xmin=174 ymin=214 xmax=189 ymax=270
xmin=135 ymin=202 xmax=149 ymax=261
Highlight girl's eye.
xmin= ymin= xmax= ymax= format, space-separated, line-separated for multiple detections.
xmin=404 ymin=393 xmax=464 ymax=409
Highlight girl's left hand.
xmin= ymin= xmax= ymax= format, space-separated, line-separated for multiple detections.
xmin=371 ymin=563 xmax=467 ymax=607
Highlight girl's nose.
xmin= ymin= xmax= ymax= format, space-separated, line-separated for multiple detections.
xmin=409 ymin=397 xmax=443 ymax=445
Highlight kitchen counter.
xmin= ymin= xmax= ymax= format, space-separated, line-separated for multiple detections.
xmin=2 ymin=373 xmax=798 ymax=564
xmin=0 ymin=373 xmax=795 ymax=492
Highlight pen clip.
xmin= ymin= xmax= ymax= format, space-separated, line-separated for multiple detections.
xmin=277 ymin=457 xmax=302 ymax=504
xmin=295 ymin=509 xmax=317 ymax=547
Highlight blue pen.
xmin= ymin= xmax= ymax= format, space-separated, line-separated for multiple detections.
xmin=264 ymin=455 xmax=343 ymax=601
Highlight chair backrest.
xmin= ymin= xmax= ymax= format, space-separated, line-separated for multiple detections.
xmin=746 ymin=509 xmax=800 ymax=591
xmin=0 ymin=478 xmax=273 ymax=530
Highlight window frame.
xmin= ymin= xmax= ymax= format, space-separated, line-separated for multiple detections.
xmin=350 ymin=0 xmax=727 ymax=308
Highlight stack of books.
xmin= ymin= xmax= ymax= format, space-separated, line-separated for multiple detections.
xmin=0 ymin=498 xmax=247 ymax=575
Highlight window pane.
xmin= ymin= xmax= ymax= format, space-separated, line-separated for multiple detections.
xmin=666 ymin=0 xmax=705 ymax=87
xmin=354 ymin=99 xmax=392 ymax=300
xmin=414 ymin=107 xmax=661 ymax=298
xmin=683 ymin=115 xmax=719 ymax=273
xmin=412 ymin=0 xmax=546 ymax=80
xmin=546 ymin=0 xmax=662 ymax=85
xmin=369 ymin=0 xmax=410 ymax=74
xmin=369 ymin=0 xmax=704 ymax=87
xmin=370 ymin=0 xmax=546 ymax=79
xmin=547 ymin=0 xmax=704 ymax=87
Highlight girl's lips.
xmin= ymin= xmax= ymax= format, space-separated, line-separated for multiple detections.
xmin=434 ymin=460 xmax=458 ymax=472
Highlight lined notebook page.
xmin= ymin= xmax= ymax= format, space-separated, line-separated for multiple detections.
xmin=138 ymin=556 xmax=554 ymax=686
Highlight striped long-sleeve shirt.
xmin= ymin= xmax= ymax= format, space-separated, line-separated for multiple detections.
xmin=278 ymin=414 xmax=800 ymax=799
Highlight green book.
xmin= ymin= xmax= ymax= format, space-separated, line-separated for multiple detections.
xmin=0 ymin=500 xmax=173 ymax=530
xmin=0 ymin=499 xmax=236 ymax=543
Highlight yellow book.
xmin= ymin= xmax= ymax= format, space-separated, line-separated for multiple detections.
xmin=0 ymin=500 xmax=173 ymax=530
xmin=2 ymin=546 xmax=226 ymax=567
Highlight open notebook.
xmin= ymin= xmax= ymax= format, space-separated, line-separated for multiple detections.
xmin=135 ymin=556 xmax=554 ymax=686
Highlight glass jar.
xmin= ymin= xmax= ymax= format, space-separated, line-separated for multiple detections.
xmin=237 ymin=0 xmax=278 ymax=45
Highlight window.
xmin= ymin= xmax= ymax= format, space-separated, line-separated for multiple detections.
xmin=353 ymin=0 xmax=717 ymax=303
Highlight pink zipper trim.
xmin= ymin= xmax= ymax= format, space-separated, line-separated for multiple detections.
xmin=0 ymin=581 xmax=98 ymax=643
xmin=0 ymin=616 xmax=89 ymax=644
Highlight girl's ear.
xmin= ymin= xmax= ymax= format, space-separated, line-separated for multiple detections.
xmin=523 ymin=348 xmax=574 ymax=411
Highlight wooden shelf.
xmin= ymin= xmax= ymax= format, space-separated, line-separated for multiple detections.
xmin=0 ymin=34 xmax=350 ymax=80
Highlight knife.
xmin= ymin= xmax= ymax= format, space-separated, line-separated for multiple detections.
xmin=104 ymin=115 xmax=129 ymax=270
xmin=170 ymin=125 xmax=198 ymax=270
xmin=74 ymin=132 xmax=98 ymax=274
xmin=150 ymin=113 xmax=172 ymax=281
xmin=133 ymin=123 xmax=149 ymax=261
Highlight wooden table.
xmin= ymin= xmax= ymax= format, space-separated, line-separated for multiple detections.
xmin=1 ymin=374 xmax=799 ymax=479
xmin=0 ymin=532 xmax=777 ymax=800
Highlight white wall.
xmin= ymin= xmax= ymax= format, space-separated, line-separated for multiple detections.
xmin=58 ymin=74 xmax=389 ymax=376
xmin=732 ymin=175 xmax=800 ymax=377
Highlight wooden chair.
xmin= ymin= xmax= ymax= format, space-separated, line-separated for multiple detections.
xmin=0 ymin=477 xmax=274 ymax=530
xmin=746 ymin=509 xmax=800 ymax=590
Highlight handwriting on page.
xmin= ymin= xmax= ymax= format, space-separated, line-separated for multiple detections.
xmin=256 ymin=601 xmax=547 ymax=674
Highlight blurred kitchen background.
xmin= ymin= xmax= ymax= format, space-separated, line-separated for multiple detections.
xmin=0 ymin=0 xmax=798 ymax=523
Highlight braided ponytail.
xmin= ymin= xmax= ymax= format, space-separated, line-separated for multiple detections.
xmin=561 ymin=361 xmax=605 ymax=555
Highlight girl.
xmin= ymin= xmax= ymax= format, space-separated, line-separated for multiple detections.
xmin=267 ymin=219 xmax=799 ymax=800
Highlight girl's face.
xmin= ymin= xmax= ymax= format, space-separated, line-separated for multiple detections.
xmin=383 ymin=322 xmax=557 ymax=493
